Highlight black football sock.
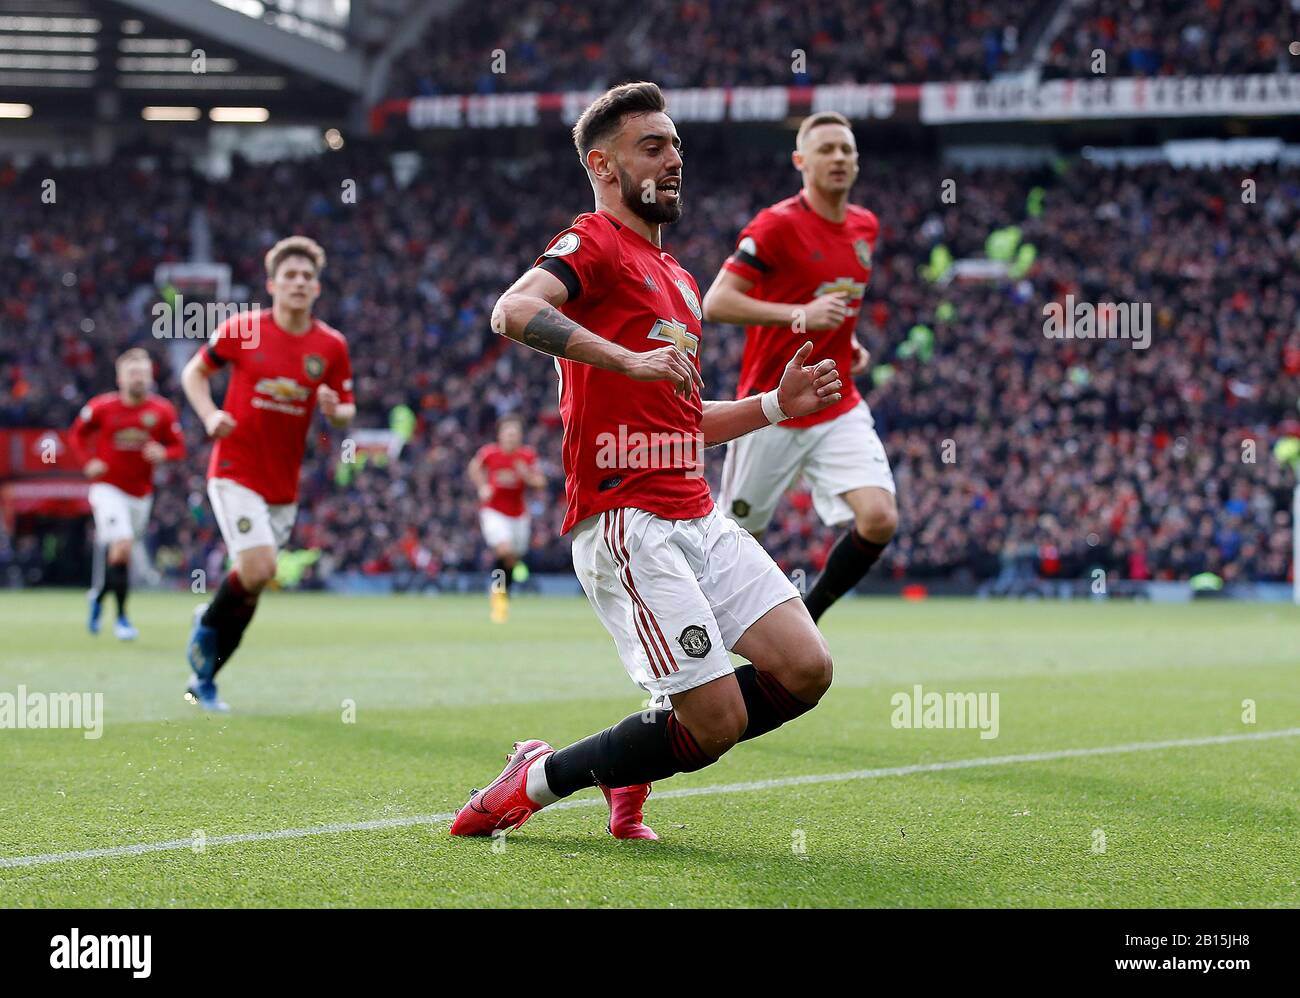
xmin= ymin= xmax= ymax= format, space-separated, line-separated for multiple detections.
xmin=96 ymin=562 xmax=122 ymax=609
xmin=734 ymin=663 xmax=815 ymax=741
xmin=201 ymin=571 xmax=260 ymax=676
xmin=803 ymin=529 xmax=887 ymax=623
xmin=542 ymin=709 xmax=715 ymax=799
xmin=104 ymin=562 xmax=129 ymax=618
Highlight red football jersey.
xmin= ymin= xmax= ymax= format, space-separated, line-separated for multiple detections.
xmin=199 ymin=311 xmax=353 ymax=505
xmin=68 ymin=392 xmax=185 ymax=497
xmin=534 ymin=210 xmax=712 ymax=534
xmin=723 ymin=192 xmax=879 ymax=428
xmin=475 ymin=443 xmax=538 ymax=517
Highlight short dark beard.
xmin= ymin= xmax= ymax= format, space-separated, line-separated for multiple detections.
xmin=618 ymin=166 xmax=681 ymax=225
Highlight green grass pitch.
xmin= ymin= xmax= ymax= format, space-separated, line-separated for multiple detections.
xmin=1 ymin=590 xmax=1297 ymax=908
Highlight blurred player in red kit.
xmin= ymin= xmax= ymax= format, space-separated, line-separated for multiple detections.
xmin=179 ymin=236 xmax=354 ymax=711
xmin=703 ymin=111 xmax=898 ymax=623
xmin=69 ymin=347 xmax=185 ymax=640
xmin=468 ymin=414 xmax=544 ymax=623
xmin=450 ymin=83 xmax=844 ymax=842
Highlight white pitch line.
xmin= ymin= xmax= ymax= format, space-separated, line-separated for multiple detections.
xmin=3 ymin=727 xmax=1297 ymax=871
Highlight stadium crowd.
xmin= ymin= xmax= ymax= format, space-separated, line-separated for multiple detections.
xmin=0 ymin=134 xmax=1296 ymax=588
xmin=386 ymin=0 xmax=1297 ymax=99
xmin=388 ymin=0 xmax=1036 ymax=95
xmin=1042 ymin=0 xmax=1297 ymax=79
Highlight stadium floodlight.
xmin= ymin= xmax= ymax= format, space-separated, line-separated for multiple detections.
xmin=0 ymin=34 xmax=97 ymax=52
xmin=209 ymin=106 xmax=269 ymax=122
xmin=0 ymin=16 xmax=98 ymax=33
xmin=118 ymin=39 xmax=195 ymax=54
xmin=0 ymin=53 xmax=96 ymax=70
xmin=117 ymin=56 xmax=239 ymax=72
xmin=0 ymin=102 xmax=32 ymax=118
xmin=119 ymin=75 xmax=286 ymax=90
xmin=142 ymin=106 xmax=201 ymax=121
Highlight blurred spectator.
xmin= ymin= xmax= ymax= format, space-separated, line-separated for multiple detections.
xmin=389 ymin=0 xmax=1034 ymax=96
xmin=1 ymin=137 xmax=1295 ymax=586
xmin=1042 ymin=0 xmax=1296 ymax=79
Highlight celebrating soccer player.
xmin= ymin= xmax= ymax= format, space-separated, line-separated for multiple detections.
xmin=469 ymin=415 xmax=544 ymax=623
xmin=702 ymin=110 xmax=898 ymax=622
xmin=69 ymin=348 xmax=185 ymax=640
xmin=179 ymin=236 xmax=354 ymax=711
xmin=450 ymin=82 xmax=844 ymax=841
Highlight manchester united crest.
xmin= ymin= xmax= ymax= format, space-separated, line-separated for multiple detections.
xmin=674 ymin=279 xmax=702 ymax=322
xmin=853 ymin=238 xmax=873 ymax=269
xmin=678 ymin=624 xmax=712 ymax=659
xmin=140 ymin=411 xmax=158 ymax=428
xmin=304 ymin=353 xmax=325 ymax=380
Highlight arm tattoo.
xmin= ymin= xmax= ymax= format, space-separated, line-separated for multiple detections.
xmin=518 ymin=305 xmax=580 ymax=359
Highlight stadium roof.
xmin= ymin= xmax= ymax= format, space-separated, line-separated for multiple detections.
xmin=0 ymin=0 xmax=452 ymax=124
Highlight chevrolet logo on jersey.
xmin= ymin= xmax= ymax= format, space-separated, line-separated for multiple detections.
xmin=112 ymin=427 xmax=149 ymax=449
xmin=647 ymin=318 xmax=699 ymax=357
xmin=253 ymin=376 xmax=311 ymax=402
xmin=814 ymin=277 xmax=867 ymax=300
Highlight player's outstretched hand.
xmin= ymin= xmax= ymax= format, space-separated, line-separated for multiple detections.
xmin=204 ymin=410 xmax=237 ymax=439
xmin=83 ymin=458 xmax=107 ymax=479
xmin=317 ymin=384 xmax=340 ymax=419
xmin=622 ymin=345 xmax=703 ymax=400
xmin=776 ymin=342 xmax=842 ymax=419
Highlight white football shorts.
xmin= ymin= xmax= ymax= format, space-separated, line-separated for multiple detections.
xmin=570 ymin=505 xmax=800 ymax=703
xmin=719 ymin=400 xmax=895 ymax=534
xmin=480 ymin=507 xmax=531 ymax=554
xmin=208 ymin=477 xmax=298 ymax=555
xmin=88 ymin=482 xmax=152 ymax=545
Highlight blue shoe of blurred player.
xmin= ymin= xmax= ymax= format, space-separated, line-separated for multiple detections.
xmin=87 ymin=594 xmax=102 ymax=635
xmin=187 ymin=603 xmax=217 ymax=682
xmin=114 ymin=617 xmax=138 ymax=641
xmin=184 ymin=678 xmax=230 ymax=713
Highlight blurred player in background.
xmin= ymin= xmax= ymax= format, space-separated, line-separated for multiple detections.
xmin=703 ymin=111 xmax=898 ymax=623
xmin=468 ymin=414 xmax=544 ymax=623
xmin=180 ymin=236 xmax=354 ymax=711
xmin=451 ymin=82 xmax=844 ymax=842
xmin=69 ymin=348 xmax=185 ymax=640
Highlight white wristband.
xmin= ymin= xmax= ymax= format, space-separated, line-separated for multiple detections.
xmin=760 ymin=389 xmax=789 ymax=425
